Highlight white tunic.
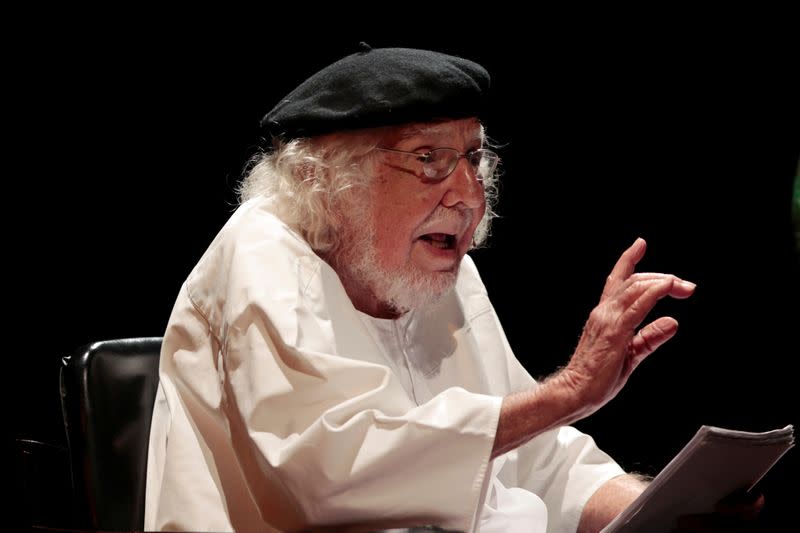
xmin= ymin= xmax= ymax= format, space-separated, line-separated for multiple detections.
xmin=144 ymin=196 xmax=624 ymax=532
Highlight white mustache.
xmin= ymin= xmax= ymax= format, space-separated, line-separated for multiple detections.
xmin=418 ymin=207 xmax=473 ymax=236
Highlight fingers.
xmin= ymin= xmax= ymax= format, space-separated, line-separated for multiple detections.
xmin=612 ymin=275 xmax=695 ymax=329
xmin=670 ymin=279 xmax=697 ymax=299
xmin=622 ymin=273 xmax=697 ymax=300
xmin=615 ymin=275 xmax=696 ymax=313
xmin=601 ymin=237 xmax=647 ymax=300
xmin=601 ymin=239 xmax=696 ymax=304
xmin=629 ymin=317 xmax=679 ymax=361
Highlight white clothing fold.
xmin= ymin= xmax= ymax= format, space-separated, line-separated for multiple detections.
xmin=145 ymin=197 xmax=624 ymax=532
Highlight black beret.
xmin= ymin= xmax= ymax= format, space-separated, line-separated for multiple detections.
xmin=261 ymin=45 xmax=490 ymax=139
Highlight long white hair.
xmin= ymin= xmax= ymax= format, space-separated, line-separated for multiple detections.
xmin=238 ymin=125 xmax=500 ymax=254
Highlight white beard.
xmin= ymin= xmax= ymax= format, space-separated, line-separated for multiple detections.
xmin=335 ymin=203 xmax=461 ymax=315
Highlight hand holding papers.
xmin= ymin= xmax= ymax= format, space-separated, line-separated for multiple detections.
xmin=601 ymin=425 xmax=794 ymax=533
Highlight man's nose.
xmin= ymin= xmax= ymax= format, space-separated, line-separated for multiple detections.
xmin=441 ymin=158 xmax=485 ymax=209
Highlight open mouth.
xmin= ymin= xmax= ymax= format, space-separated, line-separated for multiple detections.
xmin=419 ymin=233 xmax=457 ymax=250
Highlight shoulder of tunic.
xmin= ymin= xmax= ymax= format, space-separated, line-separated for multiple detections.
xmin=184 ymin=196 xmax=325 ymax=342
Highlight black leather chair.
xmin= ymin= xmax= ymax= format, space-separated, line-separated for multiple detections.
xmin=60 ymin=337 xmax=162 ymax=531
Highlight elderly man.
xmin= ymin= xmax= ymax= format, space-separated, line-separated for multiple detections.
xmin=144 ymin=46 xmax=700 ymax=532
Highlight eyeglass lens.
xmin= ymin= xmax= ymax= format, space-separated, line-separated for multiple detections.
xmin=424 ymin=149 xmax=496 ymax=180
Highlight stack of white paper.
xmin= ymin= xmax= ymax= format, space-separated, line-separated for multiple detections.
xmin=601 ymin=425 xmax=794 ymax=533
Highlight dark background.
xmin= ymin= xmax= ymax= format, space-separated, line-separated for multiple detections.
xmin=9 ymin=19 xmax=798 ymax=530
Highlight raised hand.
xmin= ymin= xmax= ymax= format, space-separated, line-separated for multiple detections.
xmin=558 ymin=238 xmax=695 ymax=416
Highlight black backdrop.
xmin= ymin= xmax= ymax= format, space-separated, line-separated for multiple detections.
xmin=9 ymin=22 xmax=799 ymax=530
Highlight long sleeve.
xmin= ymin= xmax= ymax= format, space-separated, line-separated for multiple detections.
xmin=455 ymin=261 xmax=626 ymax=533
xmin=486 ymin=311 xmax=625 ymax=533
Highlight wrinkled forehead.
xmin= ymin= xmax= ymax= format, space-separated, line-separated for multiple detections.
xmin=384 ymin=118 xmax=484 ymax=147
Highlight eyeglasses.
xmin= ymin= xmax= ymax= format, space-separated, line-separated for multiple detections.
xmin=375 ymin=146 xmax=499 ymax=182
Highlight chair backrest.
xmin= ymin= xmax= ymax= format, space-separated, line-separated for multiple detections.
xmin=60 ymin=337 xmax=162 ymax=531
